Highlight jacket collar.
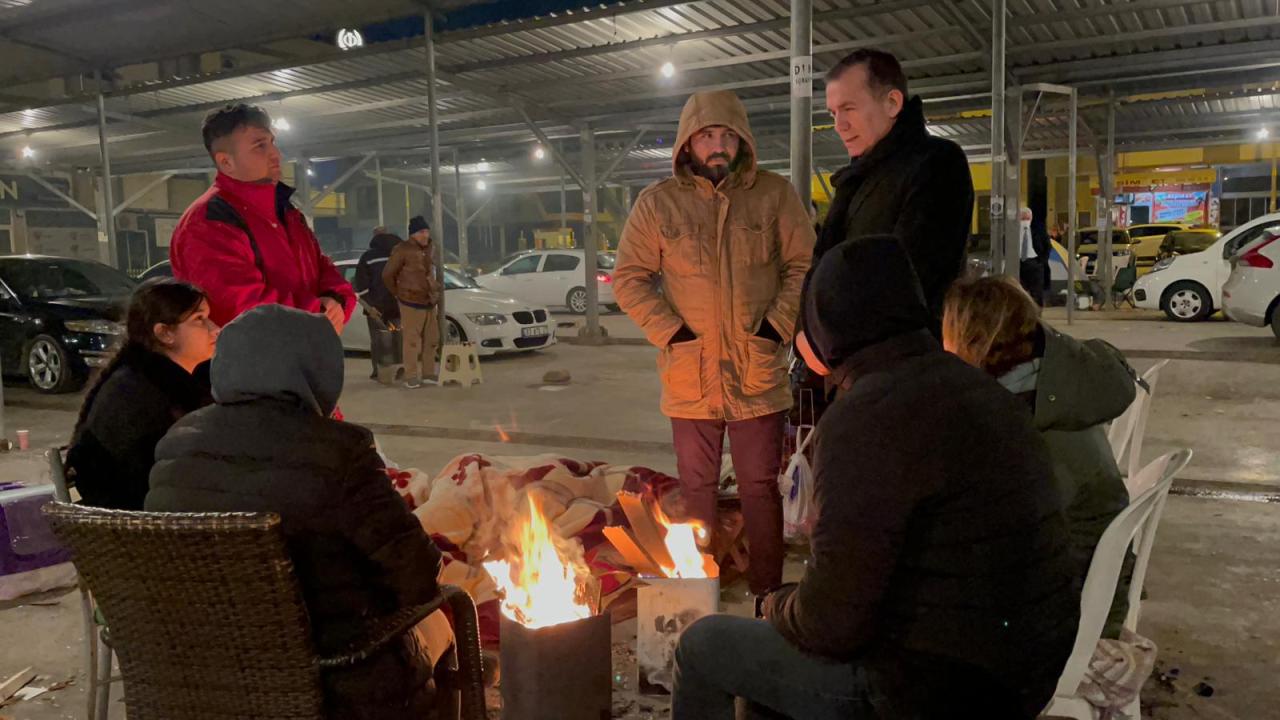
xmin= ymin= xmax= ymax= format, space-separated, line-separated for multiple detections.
xmin=122 ymin=344 xmax=211 ymax=412
xmin=832 ymin=95 xmax=929 ymax=186
xmin=833 ymin=329 xmax=938 ymax=390
xmin=213 ymin=172 xmax=297 ymax=223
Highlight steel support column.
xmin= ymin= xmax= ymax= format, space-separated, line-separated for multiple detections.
xmin=990 ymin=0 xmax=1008 ymax=275
xmin=1002 ymin=85 xmax=1023 ymax=281
xmin=1100 ymin=94 xmax=1117 ymax=306
xmin=375 ymin=156 xmax=385 ymax=227
xmin=789 ymin=0 xmax=813 ymax=206
xmin=426 ymin=8 xmax=446 ymax=347
xmin=95 ymin=73 xmax=117 ymax=267
xmin=580 ymin=125 xmax=602 ymax=341
xmin=1067 ymin=89 xmax=1079 ymax=324
xmin=454 ymin=148 xmax=469 ymax=267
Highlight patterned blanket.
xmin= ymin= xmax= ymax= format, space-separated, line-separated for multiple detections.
xmin=389 ymin=453 xmax=681 ymax=648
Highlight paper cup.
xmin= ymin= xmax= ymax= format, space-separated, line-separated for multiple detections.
xmin=16 ymin=430 xmax=29 ymax=451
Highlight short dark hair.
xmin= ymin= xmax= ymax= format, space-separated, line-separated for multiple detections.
xmin=202 ymin=103 xmax=272 ymax=157
xmin=825 ymin=49 xmax=908 ymax=98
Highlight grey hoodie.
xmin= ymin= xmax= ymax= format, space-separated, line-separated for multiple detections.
xmin=211 ymin=304 xmax=344 ymax=417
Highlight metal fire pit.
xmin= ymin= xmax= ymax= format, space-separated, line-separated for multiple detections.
xmin=500 ymin=611 xmax=612 ymax=720
xmin=636 ymin=576 xmax=720 ymax=694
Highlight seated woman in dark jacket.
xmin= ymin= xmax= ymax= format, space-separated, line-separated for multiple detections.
xmin=66 ymin=279 xmax=217 ymax=509
xmin=146 ymin=304 xmax=449 ymax=720
xmin=943 ymin=275 xmax=1138 ymax=638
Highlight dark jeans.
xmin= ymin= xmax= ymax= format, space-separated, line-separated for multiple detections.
xmin=1019 ymin=259 xmax=1046 ymax=307
xmin=673 ymin=614 xmax=875 ymax=720
xmin=671 ymin=412 xmax=785 ymax=595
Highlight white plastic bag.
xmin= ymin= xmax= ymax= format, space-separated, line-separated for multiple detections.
xmin=779 ymin=425 xmax=816 ymax=541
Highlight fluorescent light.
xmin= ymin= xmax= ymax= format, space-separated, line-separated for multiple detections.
xmin=21 ymin=146 xmax=34 ymax=159
xmin=306 ymin=168 xmax=314 ymax=177
xmin=478 ymin=159 xmax=490 ymax=171
xmin=476 ymin=179 xmax=487 ymax=191
xmin=273 ymin=117 xmax=291 ymax=131
xmin=534 ymin=145 xmax=546 ymax=160
xmin=660 ymin=61 xmax=675 ymax=78
xmin=1257 ymin=127 xmax=1271 ymax=140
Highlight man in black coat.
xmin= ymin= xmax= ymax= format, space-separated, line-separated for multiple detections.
xmin=147 ymin=305 xmax=448 ymax=720
xmin=354 ymin=229 xmax=404 ymax=378
xmin=673 ymin=236 xmax=1078 ymax=720
xmin=812 ymin=49 xmax=975 ymax=325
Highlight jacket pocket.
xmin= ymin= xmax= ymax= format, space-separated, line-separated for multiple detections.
xmin=660 ymin=223 xmax=703 ymax=274
xmin=741 ymin=336 xmax=786 ymax=396
xmin=660 ymin=338 xmax=704 ymax=403
xmin=732 ymin=221 xmax=777 ymax=267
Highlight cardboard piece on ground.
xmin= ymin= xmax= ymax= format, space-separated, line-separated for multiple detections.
xmin=616 ymin=492 xmax=676 ymax=571
xmin=0 ymin=667 xmax=34 ymax=704
xmin=602 ymin=526 xmax=663 ymax=577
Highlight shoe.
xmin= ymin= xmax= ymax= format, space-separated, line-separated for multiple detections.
xmin=404 ymin=378 xmax=423 ymax=389
xmin=421 ymin=377 xmax=439 ymax=386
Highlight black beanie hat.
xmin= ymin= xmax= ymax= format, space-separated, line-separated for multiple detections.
xmin=408 ymin=215 xmax=430 ymax=235
xmin=803 ymin=235 xmax=932 ymax=369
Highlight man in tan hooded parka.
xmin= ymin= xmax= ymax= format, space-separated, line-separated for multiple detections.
xmin=614 ymin=90 xmax=814 ymax=606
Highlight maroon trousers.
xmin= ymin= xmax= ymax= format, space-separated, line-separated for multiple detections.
xmin=671 ymin=412 xmax=785 ymax=595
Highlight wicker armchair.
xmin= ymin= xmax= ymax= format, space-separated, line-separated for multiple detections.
xmin=41 ymin=501 xmax=485 ymax=720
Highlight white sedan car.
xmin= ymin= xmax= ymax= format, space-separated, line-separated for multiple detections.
xmin=335 ymin=261 xmax=555 ymax=355
xmin=474 ymin=249 xmax=617 ymax=314
xmin=1133 ymin=213 xmax=1280 ymax=321
xmin=1222 ymin=231 xmax=1280 ymax=338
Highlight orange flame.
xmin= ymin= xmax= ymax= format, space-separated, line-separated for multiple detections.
xmin=482 ymin=497 xmax=594 ymax=628
xmin=653 ymin=504 xmax=717 ymax=579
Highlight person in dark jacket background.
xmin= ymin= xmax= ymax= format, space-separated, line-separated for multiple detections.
xmin=66 ymin=279 xmax=217 ymax=510
xmin=674 ymin=236 xmax=1077 ymax=720
xmin=384 ymin=216 xmax=441 ymax=389
xmin=944 ymin=276 xmax=1137 ymax=637
xmin=1016 ymin=207 xmax=1053 ymax=307
xmin=354 ymin=231 xmax=403 ymax=379
xmin=146 ymin=305 xmax=449 ymax=720
xmin=810 ymin=49 xmax=975 ymax=324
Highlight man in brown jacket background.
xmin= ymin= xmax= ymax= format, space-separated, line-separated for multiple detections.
xmin=383 ymin=216 xmax=441 ymax=389
xmin=614 ymin=90 xmax=815 ymax=606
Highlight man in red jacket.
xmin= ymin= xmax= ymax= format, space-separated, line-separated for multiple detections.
xmin=171 ymin=104 xmax=355 ymax=333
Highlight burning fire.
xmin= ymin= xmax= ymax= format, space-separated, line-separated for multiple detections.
xmin=653 ymin=504 xmax=716 ymax=580
xmin=483 ymin=496 xmax=594 ymax=628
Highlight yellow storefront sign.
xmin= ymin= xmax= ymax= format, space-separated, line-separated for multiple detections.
xmin=1114 ymin=168 xmax=1217 ymax=188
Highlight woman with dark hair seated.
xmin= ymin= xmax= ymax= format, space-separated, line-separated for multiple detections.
xmin=66 ymin=278 xmax=218 ymax=509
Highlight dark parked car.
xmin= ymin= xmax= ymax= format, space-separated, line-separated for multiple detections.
xmin=0 ymin=255 xmax=135 ymax=393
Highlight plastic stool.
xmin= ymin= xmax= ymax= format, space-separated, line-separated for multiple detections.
xmin=439 ymin=343 xmax=483 ymax=387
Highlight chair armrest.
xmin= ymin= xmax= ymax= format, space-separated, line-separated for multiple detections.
xmin=317 ymin=593 xmax=447 ymax=669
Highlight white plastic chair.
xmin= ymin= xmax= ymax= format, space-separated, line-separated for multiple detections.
xmin=1041 ymin=449 xmax=1193 ymax=720
xmin=1107 ymin=360 xmax=1170 ymax=494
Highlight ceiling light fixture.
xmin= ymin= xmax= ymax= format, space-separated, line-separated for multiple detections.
xmin=476 ymin=179 xmax=487 ymax=191
xmin=478 ymin=159 xmax=490 ymax=171
xmin=1257 ymin=127 xmax=1271 ymax=140
xmin=21 ymin=146 xmax=35 ymax=159
xmin=660 ymin=61 xmax=676 ymax=78
xmin=273 ymin=117 xmax=291 ymax=131
xmin=534 ymin=145 xmax=546 ymax=160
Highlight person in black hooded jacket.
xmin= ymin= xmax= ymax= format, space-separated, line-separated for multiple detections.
xmin=66 ymin=279 xmax=217 ymax=510
xmin=146 ymin=304 xmax=449 ymax=720
xmin=354 ymin=230 xmax=404 ymax=379
xmin=673 ymin=236 xmax=1078 ymax=720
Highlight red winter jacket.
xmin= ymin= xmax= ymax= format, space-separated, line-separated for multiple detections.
xmin=170 ymin=173 xmax=356 ymax=328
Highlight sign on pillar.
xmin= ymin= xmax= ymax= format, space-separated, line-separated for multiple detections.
xmin=791 ymin=56 xmax=812 ymax=97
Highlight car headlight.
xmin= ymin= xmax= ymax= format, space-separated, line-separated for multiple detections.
xmin=465 ymin=313 xmax=507 ymax=325
xmin=1150 ymin=257 xmax=1174 ymax=273
xmin=65 ymin=319 xmax=124 ymax=335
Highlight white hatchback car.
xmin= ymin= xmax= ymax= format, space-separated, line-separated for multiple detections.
xmin=1222 ymin=230 xmax=1280 ymax=338
xmin=335 ymin=261 xmax=556 ymax=355
xmin=474 ymin=249 xmax=617 ymax=314
xmin=1133 ymin=213 xmax=1280 ymax=321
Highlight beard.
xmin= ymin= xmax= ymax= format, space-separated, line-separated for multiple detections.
xmin=691 ymin=151 xmax=735 ymax=184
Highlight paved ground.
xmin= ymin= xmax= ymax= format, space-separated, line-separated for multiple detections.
xmin=0 ymin=310 xmax=1276 ymax=719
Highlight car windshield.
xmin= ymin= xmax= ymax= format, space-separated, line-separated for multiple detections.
xmin=0 ymin=258 xmax=136 ymax=300
xmin=444 ymin=268 xmax=479 ymax=289
xmin=1128 ymin=226 xmax=1178 ymax=238
xmin=1078 ymin=230 xmax=1128 ymax=245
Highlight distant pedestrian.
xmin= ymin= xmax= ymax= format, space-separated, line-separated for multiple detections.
xmin=383 ymin=216 xmax=441 ymax=389
xmin=1017 ymin=207 xmax=1052 ymax=306
xmin=354 ymin=231 xmax=403 ymax=379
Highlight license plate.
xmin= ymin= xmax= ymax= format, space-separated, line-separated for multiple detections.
xmin=522 ymin=326 xmax=550 ymax=337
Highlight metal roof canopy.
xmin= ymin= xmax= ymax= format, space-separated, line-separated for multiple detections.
xmin=0 ymin=0 xmax=1277 ymax=187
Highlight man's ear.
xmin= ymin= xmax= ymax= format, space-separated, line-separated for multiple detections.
xmin=887 ymin=89 xmax=905 ymax=119
xmin=213 ymin=149 xmax=232 ymax=174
